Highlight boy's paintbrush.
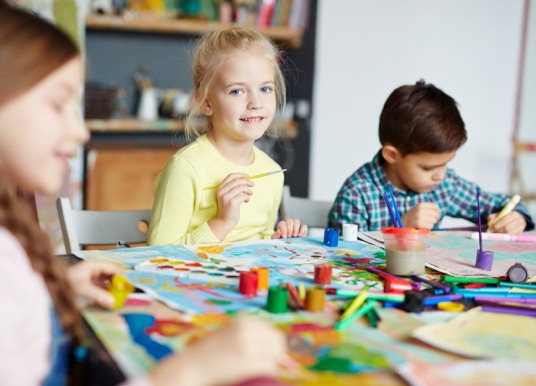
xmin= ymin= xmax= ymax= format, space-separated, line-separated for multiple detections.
xmin=203 ymin=169 xmax=287 ymax=190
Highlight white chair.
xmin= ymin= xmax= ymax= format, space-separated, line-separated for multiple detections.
xmin=56 ymin=197 xmax=152 ymax=254
xmin=280 ymin=185 xmax=333 ymax=229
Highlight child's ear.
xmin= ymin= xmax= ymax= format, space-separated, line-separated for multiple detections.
xmin=199 ymin=99 xmax=213 ymax=116
xmin=381 ymin=145 xmax=401 ymax=164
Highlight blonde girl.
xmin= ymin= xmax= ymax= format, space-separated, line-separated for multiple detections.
xmin=149 ymin=27 xmax=307 ymax=245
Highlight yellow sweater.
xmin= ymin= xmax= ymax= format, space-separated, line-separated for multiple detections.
xmin=148 ymin=135 xmax=283 ymax=245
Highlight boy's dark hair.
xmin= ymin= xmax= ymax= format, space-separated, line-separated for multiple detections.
xmin=379 ymin=80 xmax=467 ymax=156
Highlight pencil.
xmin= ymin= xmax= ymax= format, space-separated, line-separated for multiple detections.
xmin=203 ymin=169 xmax=287 ymax=190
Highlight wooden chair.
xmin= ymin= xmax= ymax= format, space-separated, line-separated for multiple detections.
xmin=280 ymin=185 xmax=333 ymax=229
xmin=56 ymin=197 xmax=151 ymax=254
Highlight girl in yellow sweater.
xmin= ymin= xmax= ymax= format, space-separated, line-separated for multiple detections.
xmin=149 ymin=27 xmax=307 ymax=245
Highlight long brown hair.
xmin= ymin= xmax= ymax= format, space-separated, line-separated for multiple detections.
xmin=0 ymin=2 xmax=83 ymax=343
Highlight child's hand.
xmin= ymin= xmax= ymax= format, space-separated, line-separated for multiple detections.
xmin=487 ymin=211 xmax=526 ymax=234
xmin=67 ymin=261 xmax=122 ymax=309
xmin=149 ymin=316 xmax=289 ymax=386
xmin=272 ymin=218 xmax=308 ymax=239
xmin=402 ymin=202 xmax=440 ymax=229
xmin=210 ymin=173 xmax=254 ymax=239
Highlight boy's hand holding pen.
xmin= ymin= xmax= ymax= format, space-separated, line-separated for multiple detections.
xmin=487 ymin=194 xmax=527 ymax=234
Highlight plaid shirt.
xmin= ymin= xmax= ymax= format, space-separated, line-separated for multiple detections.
xmin=329 ymin=152 xmax=535 ymax=232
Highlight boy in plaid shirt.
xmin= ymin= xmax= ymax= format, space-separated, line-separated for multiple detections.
xmin=329 ymin=80 xmax=534 ymax=233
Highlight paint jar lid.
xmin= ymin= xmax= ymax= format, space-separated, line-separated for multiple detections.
xmin=506 ymin=262 xmax=529 ymax=283
xmin=382 ymin=227 xmax=430 ymax=235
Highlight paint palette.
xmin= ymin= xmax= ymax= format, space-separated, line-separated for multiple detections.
xmin=136 ymin=257 xmax=244 ymax=286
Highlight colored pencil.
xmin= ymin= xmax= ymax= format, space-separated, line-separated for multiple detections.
xmin=203 ymin=169 xmax=287 ymax=190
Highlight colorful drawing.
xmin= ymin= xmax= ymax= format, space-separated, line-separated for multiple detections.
xmin=398 ymin=359 xmax=536 ymax=386
xmin=79 ymin=238 xmax=388 ymax=314
xmin=412 ymin=308 xmax=536 ymax=359
xmin=83 ymin=295 xmax=456 ymax=386
xmin=424 ymin=232 xmax=536 ymax=277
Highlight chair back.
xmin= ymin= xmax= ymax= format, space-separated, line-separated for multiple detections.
xmin=280 ymin=186 xmax=332 ymax=229
xmin=56 ymin=197 xmax=151 ymax=254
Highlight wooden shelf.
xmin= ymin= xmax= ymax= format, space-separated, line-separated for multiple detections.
xmin=85 ymin=14 xmax=304 ymax=49
xmin=85 ymin=118 xmax=298 ymax=140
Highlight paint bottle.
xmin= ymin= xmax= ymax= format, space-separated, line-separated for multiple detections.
xmin=239 ymin=271 xmax=258 ymax=296
xmin=250 ymin=267 xmax=270 ymax=291
xmin=314 ymin=263 xmax=333 ymax=285
xmin=305 ymin=286 xmax=326 ymax=312
xmin=323 ymin=227 xmax=340 ymax=246
xmin=267 ymin=285 xmax=288 ymax=313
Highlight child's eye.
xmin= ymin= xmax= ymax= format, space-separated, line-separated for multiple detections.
xmin=229 ymin=89 xmax=244 ymax=95
xmin=260 ymin=86 xmax=272 ymax=93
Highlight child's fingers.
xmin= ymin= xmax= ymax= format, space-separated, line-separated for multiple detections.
xmin=277 ymin=221 xmax=289 ymax=238
xmin=271 ymin=229 xmax=282 ymax=239
xmin=289 ymin=219 xmax=301 ymax=237
xmin=77 ymin=282 xmax=115 ymax=309
xmin=219 ymin=185 xmax=253 ymax=205
xmin=85 ymin=261 xmax=123 ymax=279
xmin=493 ymin=212 xmax=526 ymax=234
xmin=298 ymin=224 xmax=308 ymax=237
xmin=218 ymin=173 xmax=254 ymax=193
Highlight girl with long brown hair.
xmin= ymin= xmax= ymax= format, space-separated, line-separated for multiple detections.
xmin=0 ymin=3 xmax=287 ymax=385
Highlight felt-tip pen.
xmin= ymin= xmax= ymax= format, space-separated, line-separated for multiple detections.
xmin=411 ymin=275 xmax=451 ymax=293
xmin=423 ymin=294 xmax=462 ymax=306
xmin=474 ymin=296 xmax=536 ymax=305
xmin=443 ymin=276 xmax=500 ymax=285
xmin=470 ymin=232 xmax=536 ymax=243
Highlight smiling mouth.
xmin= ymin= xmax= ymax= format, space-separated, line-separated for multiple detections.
xmin=240 ymin=117 xmax=264 ymax=123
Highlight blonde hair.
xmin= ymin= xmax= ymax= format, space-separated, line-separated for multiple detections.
xmin=185 ymin=26 xmax=286 ymax=139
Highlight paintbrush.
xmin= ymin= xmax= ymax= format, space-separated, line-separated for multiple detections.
xmin=203 ymin=169 xmax=287 ymax=190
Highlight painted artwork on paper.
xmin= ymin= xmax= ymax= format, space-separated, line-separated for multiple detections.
xmin=412 ymin=308 xmax=536 ymax=359
xmin=424 ymin=233 xmax=536 ymax=277
xmin=83 ymin=296 xmax=454 ymax=386
xmin=81 ymin=238 xmax=388 ymax=314
xmin=398 ymin=359 xmax=536 ymax=386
